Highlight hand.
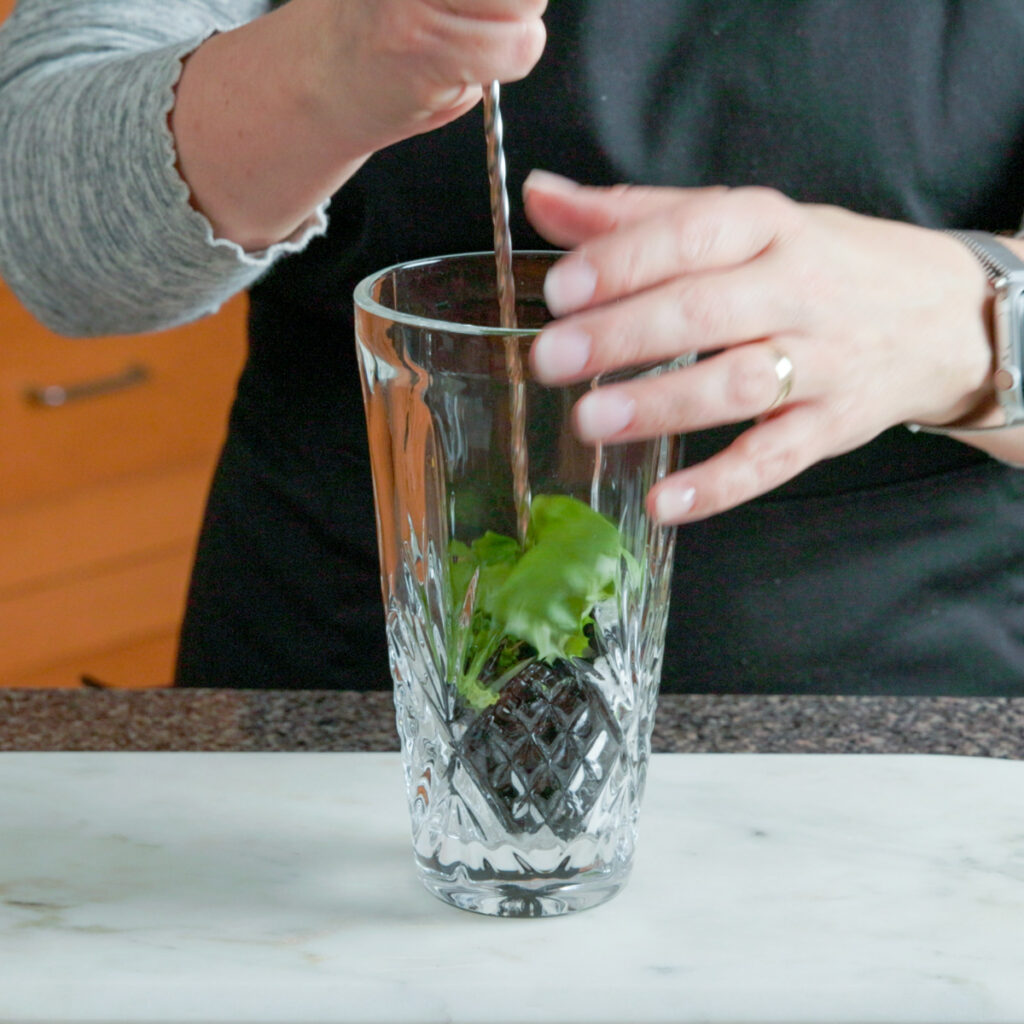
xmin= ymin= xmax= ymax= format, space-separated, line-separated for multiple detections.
xmin=173 ymin=0 xmax=546 ymax=250
xmin=523 ymin=171 xmax=998 ymax=524
xmin=297 ymin=0 xmax=548 ymax=156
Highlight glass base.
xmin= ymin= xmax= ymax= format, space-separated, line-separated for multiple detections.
xmin=416 ymin=855 xmax=630 ymax=917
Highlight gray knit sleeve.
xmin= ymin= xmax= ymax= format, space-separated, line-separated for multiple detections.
xmin=0 ymin=0 xmax=327 ymax=337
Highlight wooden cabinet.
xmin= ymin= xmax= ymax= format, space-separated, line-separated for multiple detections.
xmin=0 ymin=287 xmax=248 ymax=688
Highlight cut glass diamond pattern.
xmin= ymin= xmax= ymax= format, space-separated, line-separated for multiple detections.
xmin=456 ymin=662 xmax=624 ymax=841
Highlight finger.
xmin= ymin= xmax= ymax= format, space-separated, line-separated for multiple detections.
xmin=526 ymin=181 xmax=800 ymax=317
xmin=417 ymin=9 xmax=547 ymax=86
xmin=524 ymin=170 xmax=727 ymax=249
xmin=570 ymin=341 xmax=809 ymax=443
xmin=368 ymin=0 xmax=547 ymax=96
xmin=530 ymin=258 xmax=801 ymax=384
xmin=646 ymin=405 xmax=864 ymax=525
xmin=334 ymin=2 xmax=546 ymax=142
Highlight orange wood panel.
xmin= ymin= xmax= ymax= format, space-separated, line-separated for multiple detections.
xmin=5 ymin=633 xmax=181 ymax=690
xmin=0 ymin=290 xmax=245 ymax=688
xmin=0 ymin=290 xmax=247 ymax=509
xmin=0 ymin=458 xmax=215 ymax=595
xmin=0 ymin=543 xmax=196 ymax=685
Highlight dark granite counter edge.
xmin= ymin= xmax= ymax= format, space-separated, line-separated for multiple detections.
xmin=1 ymin=691 xmax=1023 ymax=758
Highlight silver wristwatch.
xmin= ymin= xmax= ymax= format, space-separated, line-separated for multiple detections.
xmin=907 ymin=229 xmax=1024 ymax=434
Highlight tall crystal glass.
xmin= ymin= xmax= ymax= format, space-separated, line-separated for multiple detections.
xmin=355 ymin=251 xmax=684 ymax=917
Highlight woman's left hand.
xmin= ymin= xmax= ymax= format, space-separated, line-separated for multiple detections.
xmin=523 ymin=171 xmax=1000 ymax=524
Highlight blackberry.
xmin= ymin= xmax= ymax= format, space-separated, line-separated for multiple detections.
xmin=457 ymin=661 xmax=623 ymax=840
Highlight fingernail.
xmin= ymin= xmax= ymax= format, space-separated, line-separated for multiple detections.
xmin=653 ymin=485 xmax=697 ymax=524
xmin=523 ymin=168 xmax=580 ymax=197
xmin=532 ymin=324 xmax=591 ymax=382
xmin=575 ymin=389 xmax=636 ymax=441
xmin=544 ymin=256 xmax=597 ymax=316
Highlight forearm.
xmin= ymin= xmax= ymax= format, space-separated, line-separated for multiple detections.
xmin=0 ymin=0 xmax=322 ymax=338
xmin=171 ymin=2 xmax=369 ymax=253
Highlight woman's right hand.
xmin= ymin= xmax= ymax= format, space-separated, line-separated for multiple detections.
xmin=309 ymin=0 xmax=548 ymax=154
xmin=172 ymin=0 xmax=546 ymax=251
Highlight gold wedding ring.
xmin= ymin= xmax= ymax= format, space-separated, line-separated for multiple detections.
xmin=764 ymin=347 xmax=795 ymax=414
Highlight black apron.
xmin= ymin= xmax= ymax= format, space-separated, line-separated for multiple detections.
xmin=176 ymin=0 xmax=1024 ymax=693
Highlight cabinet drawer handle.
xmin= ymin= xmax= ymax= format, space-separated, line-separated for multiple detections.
xmin=24 ymin=363 xmax=150 ymax=408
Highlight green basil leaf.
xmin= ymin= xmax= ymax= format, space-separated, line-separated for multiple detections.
xmin=484 ymin=495 xmax=623 ymax=661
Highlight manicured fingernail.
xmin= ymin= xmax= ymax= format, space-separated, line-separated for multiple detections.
xmin=575 ymin=389 xmax=636 ymax=441
xmin=523 ymin=168 xmax=580 ymax=197
xmin=544 ymin=256 xmax=597 ymax=316
xmin=653 ymin=486 xmax=697 ymax=524
xmin=532 ymin=324 xmax=591 ymax=382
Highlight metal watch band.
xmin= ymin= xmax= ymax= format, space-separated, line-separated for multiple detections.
xmin=906 ymin=229 xmax=1024 ymax=434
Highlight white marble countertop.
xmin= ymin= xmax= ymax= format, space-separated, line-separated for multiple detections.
xmin=2 ymin=751 xmax=1023 ymax=1024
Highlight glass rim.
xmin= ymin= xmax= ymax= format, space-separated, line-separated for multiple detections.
xmin=353 ymin=250 xmax=563 ymax=336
